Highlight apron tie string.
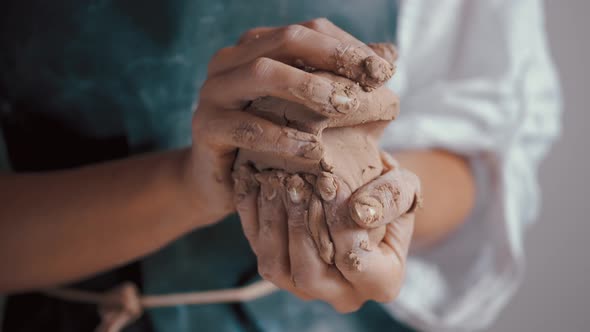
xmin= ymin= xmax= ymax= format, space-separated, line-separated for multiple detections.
xmin=42 ymin=280 xmax=277 ymax=332
xmin=96 ymin=282 xmax=142 ymax=332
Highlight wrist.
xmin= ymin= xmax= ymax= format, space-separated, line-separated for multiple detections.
xmin=181 ymin=147 xmax=235 ymax=227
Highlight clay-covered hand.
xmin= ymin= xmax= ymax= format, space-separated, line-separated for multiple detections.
xmin=188 ymin=18 xmax=395 ymax=223
xmin=232 ymin=152 xmax=421 ymax=312
xmin=319 ymin=151 xmax=421 ymax=308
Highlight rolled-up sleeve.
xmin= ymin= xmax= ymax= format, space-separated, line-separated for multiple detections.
xmin=379 ymin=1 xmax=561 ymax=331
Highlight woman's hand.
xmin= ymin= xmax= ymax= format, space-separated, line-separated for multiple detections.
xmin=188 ymin=18 xmax=395 ymax=224
xmin=232 ymin=152 xmax=421 ymax=312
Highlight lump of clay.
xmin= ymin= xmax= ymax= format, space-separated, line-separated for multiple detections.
xmin=234 ymin=43 xmax=399 ymax=263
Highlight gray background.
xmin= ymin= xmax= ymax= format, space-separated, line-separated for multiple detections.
xmin=491 ymin=1 xmax=590 ymax=331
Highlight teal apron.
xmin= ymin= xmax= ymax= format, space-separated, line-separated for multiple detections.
xmin=0 ymin=1 xmax=413 ymax=331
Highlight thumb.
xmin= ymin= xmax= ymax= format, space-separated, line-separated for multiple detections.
xmin=348 ymin=159 xmax=421 ymax=229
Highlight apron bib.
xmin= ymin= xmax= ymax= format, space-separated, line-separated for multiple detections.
xmin=0 ymin=1 xmax=409 ymax=331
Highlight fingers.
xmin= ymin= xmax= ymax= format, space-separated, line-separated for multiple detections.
xmin=201 ymin=57 xmax=360 ymax=116
xmin=307 ymin=193 xmax=334 ymax=265
xmin=209 ymin=24 xmax=394 ymax=89
xmin=243 ymin=80 xmax=399 ymax=137
xmin=341 ymin=224 xmax=409 ymax=304
xmin=321 ymin=174 xmax=365 ymax=274
xmin=316 ymin=172 xmax=338 ymax=201
xmin=321 ymin=174 xmax=377 ymax=293
xmin=299 ymin=18 xmax=373 ymax=57
xmin=327 ymin=83 xmax=399 ymax=129
xmin=299 ymin=18 xmax=394 ymax=90
xmin=382 ymin=213 xmax=415 ymax=266
xmin=346 ymin=213 xmax=413 ymax=303
xmin=283 ymin=174 xmax=319 ymax=279
xmin=369 ymin=213 xmax=415 ymax=302
xmin=323 ymin=174 xmax=408 ymax=304
xmin=233 ymin=164 xmax=260 ymax=246
xmin=254 ymin=171 xmax=311 ymax=301
xmin=349 ymin=166 xmax=421 ymax=229
xmin=380 ymin=150 xmax=400 ymax=170
xmin=201 ymin=110 xmax=323 ymax=160
xmin=254 ymin=171 xmax=290 ymax=281
xmin=237 ymin=26 xmax=275 ymax=44
xmin=281 ymin=174 xmax=360 ymax=311
xmin=320 ymin=174 xmax=368 ymax=278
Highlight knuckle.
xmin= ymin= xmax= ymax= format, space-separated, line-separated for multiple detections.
xmin=208 ymin=46 xmax=234 ymax=72
xmin=231 ymin=121 xmax=264 ymax=148
xmin=238 ymin=29 xmax=257 ymax=43
xmin=278 ymin=24 xmax=307 ymax=44
xmin=307 ymin=17 xmax=333 ymax=31
xmin=249 ymin=57 xmax=275 ymax=81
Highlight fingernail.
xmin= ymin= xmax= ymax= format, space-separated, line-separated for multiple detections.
xmin=363 ymin=55 xmax=395 ymax=86
xmin=352 ymin=197 xmax=382 ymax=225
xmin=353 ymin=202 xmax=377 ymax=224
xmin=286 ymin=175 xmax=306 ymax=204
xmin=330 ymin=82 xmax=358 ymax=114
xmin=260 ymin=182 xmax=277 ymax=201
xmin=332 ymin=94 xmax=353 ymax=106
xmin=317 ymin=172 xmax=337 ymax=201
xmin=288 ymin=186 xmax=301 ymax=203
xmin=254 ymin=172 xmax=282 ymax=201
xmin=263 ymin=186 xmax=277 ymax=201
xmin=233 ymin=165 xmax=258 ymax=197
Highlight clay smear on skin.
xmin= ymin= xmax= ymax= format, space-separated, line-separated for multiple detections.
xmin=288 ymin=78 xmax=360 ymax=116
xmin=333 ymin=45 xmax=395 ymax=91
xmin=234 ymin=43 xmax=398 ymax=268
xmin=308 ymin=187 xmax=335 ymax=264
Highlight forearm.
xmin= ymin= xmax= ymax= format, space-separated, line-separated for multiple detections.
xmin=0 ymin=148 xmax=215 ymax=293
xmin=394 ymin=150 xmax=476 ymax=249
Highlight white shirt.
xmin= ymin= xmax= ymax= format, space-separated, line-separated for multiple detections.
xmin=380 ymin=1 xmax=561 ymax=331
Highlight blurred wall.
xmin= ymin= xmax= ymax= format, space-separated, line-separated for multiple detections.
xmin=491 ymin=1 xmax=590 ymax=331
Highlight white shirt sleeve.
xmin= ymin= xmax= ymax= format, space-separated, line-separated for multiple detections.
xmin=379 ymin=1 xmax=561 ymax=331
